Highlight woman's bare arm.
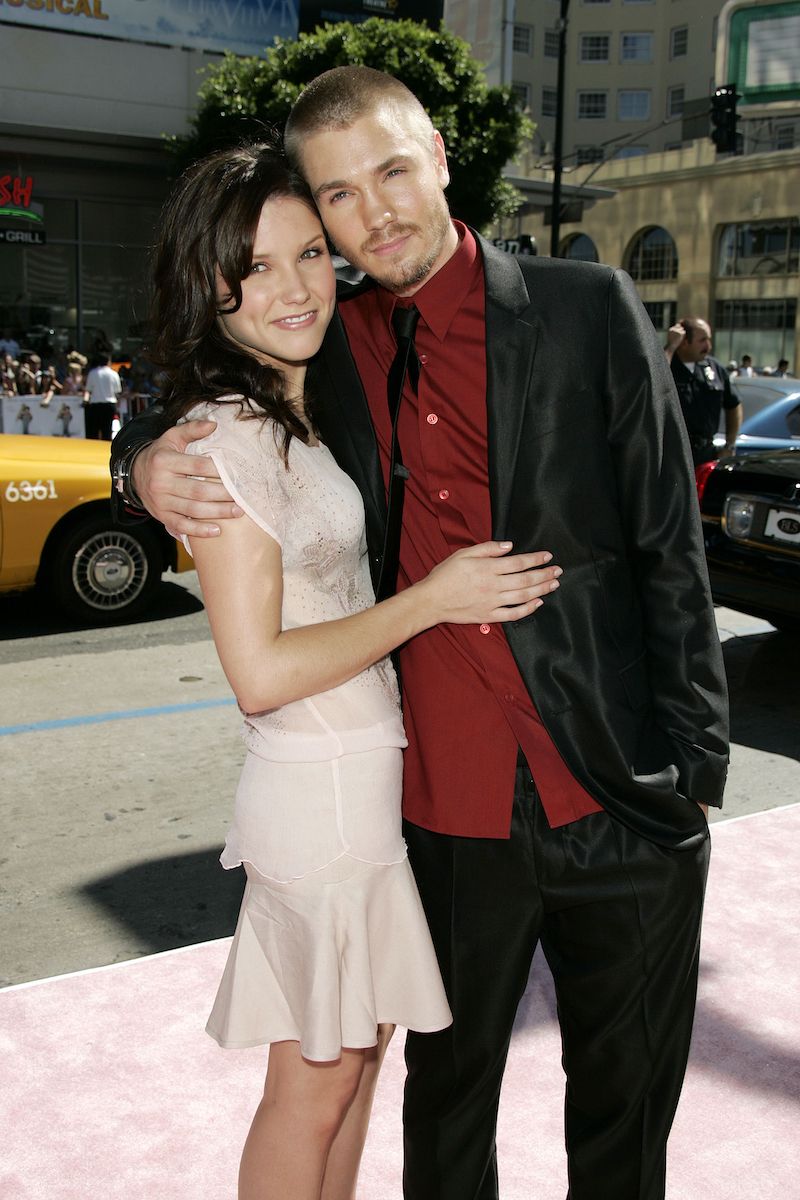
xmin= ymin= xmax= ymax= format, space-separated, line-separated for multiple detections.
xmin=190 ymin=515 xmax=561 ymax=715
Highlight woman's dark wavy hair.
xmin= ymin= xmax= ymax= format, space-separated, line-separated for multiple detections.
xmin=150 ymin=140 xmax=321 ymax=457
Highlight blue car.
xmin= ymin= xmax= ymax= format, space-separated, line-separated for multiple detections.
xmin=715 ymin=377 xmax=800 ymax=454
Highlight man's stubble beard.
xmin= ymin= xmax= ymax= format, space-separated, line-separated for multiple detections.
xmin=339 ymin=201 xmax=453 ymax=295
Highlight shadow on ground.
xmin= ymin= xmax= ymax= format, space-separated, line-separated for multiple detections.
xmin=81 ymin=848 xmax=245 ymax=954
xmin=0 ymin=578 xmax=203 ymax=641
xmin=721 ymin=628 xmax=800 ymax=761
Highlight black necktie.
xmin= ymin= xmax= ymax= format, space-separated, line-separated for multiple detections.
xmin=376 ymin=304 xmax=420 ymax=601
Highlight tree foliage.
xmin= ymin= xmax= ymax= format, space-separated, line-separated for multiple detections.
xmin=167 ymin=18 xmax=532 ymax=231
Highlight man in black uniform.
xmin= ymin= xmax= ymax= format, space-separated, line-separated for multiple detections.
xmin=665 ymin=317 xmax=742 ymax=465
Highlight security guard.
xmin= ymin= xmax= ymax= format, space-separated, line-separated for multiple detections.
xmin=665 ymin=317 xmax=742 ymax=466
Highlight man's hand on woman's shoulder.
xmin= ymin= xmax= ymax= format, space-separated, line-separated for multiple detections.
xmin=133 ymin=420 xmax=244 ymax=537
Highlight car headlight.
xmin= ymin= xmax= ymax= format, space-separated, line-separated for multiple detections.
xmin=723 ymin=494 xmax=756 ymax=540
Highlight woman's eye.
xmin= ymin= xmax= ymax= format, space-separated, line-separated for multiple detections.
xmin=249 ymin=262 xmax=268 ymax=274
xmin=301 ymin=245 xmax=327 ymax=260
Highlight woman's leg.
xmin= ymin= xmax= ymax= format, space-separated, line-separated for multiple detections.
xmin=239 ymin=1040 xmax=366 ymax=1200
xmin=320 ymin=1024 xmax=395 ymax=1200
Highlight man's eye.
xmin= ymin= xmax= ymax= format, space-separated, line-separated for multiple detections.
xmin=387 ymin=168 xmax=405 ymax=178
xmin=329 ymin=191 xmax=350 ymax=204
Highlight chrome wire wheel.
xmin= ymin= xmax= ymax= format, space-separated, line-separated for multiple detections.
xmin=70 ymin=529 xmax=150 ymax=611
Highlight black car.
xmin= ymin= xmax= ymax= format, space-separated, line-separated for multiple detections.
xmin=696 ymin=448 xmax=800 ymax=633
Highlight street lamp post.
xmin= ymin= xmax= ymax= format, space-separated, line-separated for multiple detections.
xmin=550 ymin=0 xmax=570 ymax=258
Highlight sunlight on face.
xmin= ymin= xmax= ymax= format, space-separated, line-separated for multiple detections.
xmin=299 ymin=104 xmax=457 ymax=296
xmin=216 ymin=196 xmax=336 ymax=391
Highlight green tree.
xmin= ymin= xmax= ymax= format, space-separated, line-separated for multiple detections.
xmin=167 ymin=19 xmax=532 ymax=231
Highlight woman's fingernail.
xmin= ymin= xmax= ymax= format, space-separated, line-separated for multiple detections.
xmin=553 ymin=566 xmax=563 ymax=577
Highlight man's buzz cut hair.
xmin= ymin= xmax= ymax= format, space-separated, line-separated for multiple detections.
xmin=284 ymin=66 xmax=437 ymax=169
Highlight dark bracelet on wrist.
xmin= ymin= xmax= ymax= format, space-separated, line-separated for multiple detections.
xmin=112 ymin=442 xmax=148 ymax=511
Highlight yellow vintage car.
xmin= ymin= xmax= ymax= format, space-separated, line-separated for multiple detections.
xmin=0 ymin=433 xmax=192 ymax=621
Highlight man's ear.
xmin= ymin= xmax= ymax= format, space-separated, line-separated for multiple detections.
xmin=433 ymin=131 xmax=451 ymax=189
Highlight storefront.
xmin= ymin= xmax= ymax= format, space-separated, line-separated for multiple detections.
xmin=0 ymin=145 xmax=169 ymax=365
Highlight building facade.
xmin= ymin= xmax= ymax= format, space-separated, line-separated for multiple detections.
xmin=476 ymin=0 xmax=800 ymax=370
xmin=0 ymin=2 xmax=299 ymax=361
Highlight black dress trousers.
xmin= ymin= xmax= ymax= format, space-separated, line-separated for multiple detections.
xmin=402 ymin=756 xmax=710 ymax=1200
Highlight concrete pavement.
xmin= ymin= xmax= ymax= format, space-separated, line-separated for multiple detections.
xmin=1 ymin=579 xmax=797 ymax=987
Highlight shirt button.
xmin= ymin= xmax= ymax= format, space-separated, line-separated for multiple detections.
xmin=419 ymin=353 xmax=428 ymax=364
xmin=426 ymin=413 xmax=438 ymax=425
xmin=479 ymin=623 xmax=491 ymax=635
xmin=504 ymin=693 xmax=515 ymax=703
xmin=438 ymin=488 xmax=449 ymax=500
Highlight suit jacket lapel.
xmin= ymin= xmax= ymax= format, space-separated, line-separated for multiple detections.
xmin=477 ymin=235 xmax=541 ymax=537
xmin=312 ymin=305 xmax=386 ymax=539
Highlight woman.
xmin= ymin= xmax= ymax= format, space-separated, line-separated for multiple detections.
xmin=60 ymin=359 xmax=87 ymax=399
xmin=151 ymin=143 xmax=559 ymax=1200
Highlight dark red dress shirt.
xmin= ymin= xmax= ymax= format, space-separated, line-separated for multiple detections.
xmin=339 ymin=223 xmax=602 ymax=837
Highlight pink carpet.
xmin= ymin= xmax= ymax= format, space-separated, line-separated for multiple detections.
xmin=2 ymin=805 xmax=799 ymax=1199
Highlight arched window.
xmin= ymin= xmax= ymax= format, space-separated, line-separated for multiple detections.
xmin=560 ymin=233 xmax=599 ymax=263
xmin=717 ymin=219 xmax=799 ymax=277
xmin=626 ymin=226 xmax=678 ymax=281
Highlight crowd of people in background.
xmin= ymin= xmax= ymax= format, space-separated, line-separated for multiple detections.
xmin=0 ymin=326 xmax=158 ymax=439
xmin=726 ymin=355 xmax=794 ymax=378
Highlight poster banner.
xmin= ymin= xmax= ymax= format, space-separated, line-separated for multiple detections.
xmin=724 ymin=2 xmax=800 ymax=105
xmin=0 ymin=0 xmax=300 ymax=58
xmin=1 ymin=396 xmax=86 ymax=438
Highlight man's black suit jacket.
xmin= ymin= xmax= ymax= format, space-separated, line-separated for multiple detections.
xmin=112 ymin=235 xmax=729 ymax=851
xmin=310 ymin=237 xmax=728 ymax=850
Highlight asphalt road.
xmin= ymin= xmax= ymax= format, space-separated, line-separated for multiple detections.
xmin=1 ymin=572 xmax=798 ymax=988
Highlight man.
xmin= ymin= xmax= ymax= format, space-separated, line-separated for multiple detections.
xmin=774 ymin=358 xmax=793 ymax=378
xmin=665 ymin=317 xmax=742 ymax=464
xmin=112 ymin=68 xmax=728 ymax=1200
xmin=84 ymin=353 xmax=121 ymax=440
xmin=738 ymin=353 xmax=755 ymax=377
xmin=0 ymin=328 xmax=20 ymax=360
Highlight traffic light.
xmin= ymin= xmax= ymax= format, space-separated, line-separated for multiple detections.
xmin=710 ymin=84 xmax=740 ymax=155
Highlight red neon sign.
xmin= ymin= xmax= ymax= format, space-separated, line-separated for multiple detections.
xmin=0 ymin=176 xmax=34 ymax=208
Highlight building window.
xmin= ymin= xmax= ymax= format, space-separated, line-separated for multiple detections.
xmin=576 ymin=146 xmax=605 ymax=165
xmin=618 ymin=90 xmax=651 ymax=121
xmin=643 ymin=300 xmax=678 ymax=333
xmin=580 ymin=34 xmax=610 ymax=62
xmin=717 ymin=219 xmax=800 ymax=277
xmin=776 ymin=125 xmax=796 ymax=150
xmin=616 ymin=145 xmax=649 ymax=158
xmin=0 ymin=196 xmax=159 ymax=359
xmin=560 ymin=234 xmax=599 ymax=262
xmin=541 ymin=87 xmax=558 ymax=118
xmin=513 ymin=24 xmax=533 ymax=55
xmin=626 ymin=226 xmax=679 ymax=281
xmin=544 ymin=30 xmax=560 ymax=58
xmin=667 ymin=86 xmax=685 ymax=118
xmin=670 ymin=26 xmax=688 ymax=58
xmin=713 ymin=299 xmax=797 ymax=368
xmin=621 ymin=33 xmax=653 ymax=62
xmin=512 ymin=81 xmax=531 ymax=110
xmin=578 ymin=91 xmax=608 ymax=119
